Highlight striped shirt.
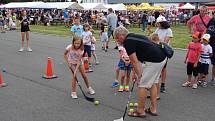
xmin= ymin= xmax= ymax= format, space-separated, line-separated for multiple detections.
xmin=199 ymin=44 xmax=212 ymax=64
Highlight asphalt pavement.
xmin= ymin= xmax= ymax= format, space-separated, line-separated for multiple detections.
xmin=0 ymin=31 xmax=215 ymax=121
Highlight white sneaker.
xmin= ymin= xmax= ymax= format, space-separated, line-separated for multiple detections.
xmin=27 ymin=47 xmax=32 ymax=52
xmin=71 ymin=92 xmax=78 ymax=99
xmin=192 ymin=84 xmax=198 ymax=89
xmin=96 ymin=61 xmax=99 ymax=65
xmin=182 ymin=81 xmax=191 ymax=87
xmin=18 ymin=47 xmax=24 ymax=52
xmin=87 ymin=87 xmax=95 ymax=95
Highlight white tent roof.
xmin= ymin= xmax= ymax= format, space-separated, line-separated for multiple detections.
xmin=0 ymin=2 xmax=83 ymax=9
xmin=179 ymin=3 xmax=195 ymax=9
xmin=105 ymin=3 xmax=127 ymax=11
xmin=43 ymin=2 xmax=83 ymax=9
xmin=0 ymin=2 xmax=43 ymax=8
xmin=80 ymin=3 xmax=107 ymax=10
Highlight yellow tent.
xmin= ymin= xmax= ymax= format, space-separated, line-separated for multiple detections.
xmin=136 ymin=6 xmax=150 ymax=10
xmin=127 ymin=5 xmax=138 ymax=10
xmin=150 ymin=6 xmax=164 ymax=10
xmin=139 ymin=3 xmax=151 ymax=7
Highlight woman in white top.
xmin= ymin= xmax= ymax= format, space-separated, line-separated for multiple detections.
xmin=154 ymin=16 xmax=173 ymax=95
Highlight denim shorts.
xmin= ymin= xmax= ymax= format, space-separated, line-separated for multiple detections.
xmin=101 ymin=32 xmax=108 ymax=42
xmin=118 ymin=59 xmax=132 ymax=71
xmin=108 ymin=29 xmax=114 ymax=38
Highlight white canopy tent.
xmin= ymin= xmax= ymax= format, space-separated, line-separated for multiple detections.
xmin=0 ymin=2 xmax=83 ymax=9
xmin=0 ymin=2 xmax=43 ymax=8
xmin=43 ymin=2 xmax=83 ymax=9
xmin=80 ymin=3 xmax=107 ymax=10
xmin=179 ymin=3 xmax=195 ymax=9
xmin=105 ymin=3 xmax=127 ymax=11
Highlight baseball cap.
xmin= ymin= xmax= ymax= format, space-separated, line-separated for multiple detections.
xmin=192 ymin=32 xmax=201 ymax=39
xmin=202 ymin=34 xmax=211 ymax=42
xmin=156 ymin=16 xmax=167 ymax=23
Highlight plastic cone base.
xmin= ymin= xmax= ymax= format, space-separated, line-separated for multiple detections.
xmin=0 ymin=83 xmax=8 ymax=87
xmin=42 ymin=74 xmax=57 ymax=79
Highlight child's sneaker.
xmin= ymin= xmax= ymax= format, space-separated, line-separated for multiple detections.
xmin=18 ymin=47 xmax=24 ymax=52
xmin=160 ymin=86 xmax=166 ymax=93
xmin=197 ymin=80 xmax=202 ymax=86
xmin=87 ymin=87 xmax=95 ymax=95
xmin=118 ymin=85 xmax=124 ymax=92
xmin=192 ymin=84 xmax=198 ymax=89
xmin=124 ymin=85 xmax=129 ymax=91
xmin=96 ymin=61 xmax=99 ymax=65
xmin=112 ymin=81 xmax=119 ymax=87
xmin=71 ymin=92 xmax=78 ymax=99
xmin=27 ymin=47 xmax=32 ymax=52
xmin=202 ymin=82 xmax=208 ymax=88
xmin=182 ymin=81 xmax=191 ymax=87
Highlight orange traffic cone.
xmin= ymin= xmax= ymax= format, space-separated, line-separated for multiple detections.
xmin=83 ymin=53 xmax=93 ymax=73
xmin=43 ymin=57 xmax=57 ymax=79
xmin=0 ymin=71 xmax=7 ymax=87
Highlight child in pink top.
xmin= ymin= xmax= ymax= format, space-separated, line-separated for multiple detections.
xmin=182 ymin=32 xmax=202 ymax=89
xmin=64 ymin=36 xmax=95 ymax=99
xmin=117 ymin=46 xmax=133 ymax=92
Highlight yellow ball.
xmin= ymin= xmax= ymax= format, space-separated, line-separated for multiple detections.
xmin=129 ymin=108 xmax=134 ymax=113
xmin=129 ymin=102 xmax=134 ymax=107
xmin=94 ymin=100 xmax=100 ymax=105
xmin=134 ymin=103 xmax=138 ymax=107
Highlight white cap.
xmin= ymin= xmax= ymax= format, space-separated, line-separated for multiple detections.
xmin=202 ymin=34 xmax=211 ymax=41
xmin=156 ymin=16 xmax=167 ymax=23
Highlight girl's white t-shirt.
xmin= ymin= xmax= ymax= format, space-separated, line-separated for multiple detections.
xmin=154 ymin=28 xmax=173 ymax=44
xmin=82 ymin=31 xmax=92 ymax=46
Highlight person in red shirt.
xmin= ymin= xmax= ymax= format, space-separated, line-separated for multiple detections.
xmin=182 ymin=32 xmax=202 ymax=89
xmin=187 ymin=6 xmax=211 ymax=35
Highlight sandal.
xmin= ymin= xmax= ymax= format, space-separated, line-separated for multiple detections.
xmin=145 ymin=108 xmax=158 ymax=116
xmin=128 ymin=111 xmax=146 ymax=118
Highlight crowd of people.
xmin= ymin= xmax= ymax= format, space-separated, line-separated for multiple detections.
xmin=1 ymin=5 xmax=215 ymax=119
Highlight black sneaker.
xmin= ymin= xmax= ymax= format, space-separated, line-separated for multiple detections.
xmin=160 ymin=86 xmax=166 ymax=93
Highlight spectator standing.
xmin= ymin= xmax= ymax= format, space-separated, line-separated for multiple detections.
xmin=154 ymin=16 xmax=173 ymax=93
xmin=141 ymin=11 xmax=147 ymax=32
xmin=107 ymin=8 xmax=118 ymax=49
xmin=187 ymin=6 xmax=211 ymax=35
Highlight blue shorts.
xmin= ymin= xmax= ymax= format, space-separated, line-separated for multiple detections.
xmin=84 ymin=45 xmax=92 ymax=57
xmin=118 ymin=59 xmax=132 ymax=71
xmin=101 ymin=32 xmax=108 ymax=42
xmin=108 ymin=29 xmax=114 ymax=38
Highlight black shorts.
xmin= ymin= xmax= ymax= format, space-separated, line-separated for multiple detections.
xmin=147 ymin=22 xmax=152 ymax=25
xmin=198 ymin=62 xmax=209 ymax=75
xmin=187 ymin=62 xmax=198 ymax=77
xmin=21 ymin=27 xmax=30 ymax=32
xmin=83 ymin=45 xmax=92 ymax=57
